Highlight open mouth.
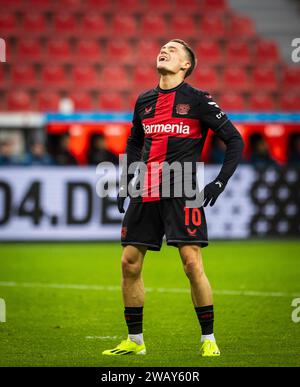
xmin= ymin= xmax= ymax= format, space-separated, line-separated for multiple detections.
xmin=158 ymin=55 xmax=169 ymax=62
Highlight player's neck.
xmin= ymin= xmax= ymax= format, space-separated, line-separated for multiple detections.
xmin=159 ymin=74 xmax=184 ymax=91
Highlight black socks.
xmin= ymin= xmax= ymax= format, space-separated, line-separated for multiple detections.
xmin=195 ymin=305 xmax=214 ymax=335
xmin=124 ymin=306 xmax=143 ymax=334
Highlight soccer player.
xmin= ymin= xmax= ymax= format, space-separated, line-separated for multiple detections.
xmin=102 ymin=39 xmax=244 ymax=357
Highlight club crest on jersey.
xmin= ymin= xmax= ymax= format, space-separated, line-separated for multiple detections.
xmin=145 ymin=106 xmax=152 ymax=114
xmin=176 ymin=104 xmax=190 ymax=115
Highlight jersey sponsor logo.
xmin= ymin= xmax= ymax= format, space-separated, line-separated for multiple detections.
xmin=142 ymin=122 xmax=190 ymax=135
xmin=176 ymin=103 xmax=190 ymax=115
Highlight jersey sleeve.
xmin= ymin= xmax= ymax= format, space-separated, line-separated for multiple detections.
xmin=196 ymin=91 xmax=229 ymax=132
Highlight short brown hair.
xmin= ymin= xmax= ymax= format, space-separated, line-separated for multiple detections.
xmin=170 ymin=39 xmax=197 ymax=78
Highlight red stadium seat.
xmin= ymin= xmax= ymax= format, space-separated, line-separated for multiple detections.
xmin=37 ymin=91 xmax=60 ymax=111
xmin=101 ymin=66 xmax=130 ymax=90
xmin=175 ymin=0 xmax=199 ymax=12
xmin=144 ymin=0 xmax=171 ymax=13
xmin=46 ymin=40 xmax=72 ymax=63
xmin=140 ymin=15 xmax=167 ymax=38
xmin=249 ymin=93 xmax=276 ymax=111
xmin=106 ymin=40 xmax=134 ymax=64
xmin=74 ymin=40 xmax=102 ymax=64
xmin=223 ymin=66 xmax=250 ymax=92
xmin=195 ymin=41 xmax=223 ymax=65
xmin=252 ymin=66 xmax=278 ymax=92
xmin=254 ymin=40 xmax=280 ymax=64
xmin=24 ymin=0 xmax=53 ymax=10
xmin=124 ymin=92 xmax=139 ymax=110
xmin=22 ymin=13 xmax=48 ymax=36
xmin=0 ymin=14 xmax=17 ymax=37
xmin=279 ymin=93 xmax=300 ymax=111
xmin=225 ymin=41 xmax=252 ymax=65
xmin=7 ymin=91 xmax=32 ymax=111
xmin=0 ymin=0 xmax=22 ymax=11
xmin=98 ymin=93 xmax=123 ymax=111
xmin=70 ymin=92 xmax=94 ymax=110
xmin=55 ymin=0 xmax=83 ymax=11
xmin=111 ymin=15 xmax=138 ymax=37
xmin=282 ymin=66 xmax=300 ymax=92
xmin=72 ymin=66 xmax=99 ymax=89
xmin=228 ymin=15 xmax=256 ymax=39
xmin=16 ymin=39 xmax=43 ymax=63
xmin=133 ymin=66 xmax=158 ymax=90
xmin=53 ymin=13 xmax=77 ymax=36
xmin=170 ymin=16 xmax=197 ymax=38
xmin=136 ymin=40 xmax=161 ymax=64
xmin=219 ymin=93 xmax=246 ymax=111
xmin=85 ymin=0 xmax=113 ymax=11
xmin=202 ymin=0 xmax=228 ymax=13
xmin=190 ymin=66 xmax=220 ymax=93
xmin=200 ymin=15 xmax=226 ymax=39
xmin=80 ymin=14 xmax=108 ymax=38
xmin=42 ymin=64 xmax=67 ymax=88
xmin=12 ymin=64 xmax=35 ymax=86
xmin=115 ymin=0 xmax=145 ymax=13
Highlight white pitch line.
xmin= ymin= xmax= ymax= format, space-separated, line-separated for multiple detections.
xmin=0 ymin=281 xmax=299 ymax=298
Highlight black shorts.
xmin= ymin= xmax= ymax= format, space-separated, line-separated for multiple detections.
xmin=121 ymin=198 xmax=208 ymax=251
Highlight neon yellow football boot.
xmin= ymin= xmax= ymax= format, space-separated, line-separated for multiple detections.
xmin=200 ymin=340 xmax=220 ymax=357
xmin=102 ymin=338 xmax=146 ymax=356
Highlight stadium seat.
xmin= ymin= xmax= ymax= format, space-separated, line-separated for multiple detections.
xmin=12 ymin=64 xmax=36 ymax=86
xmin=0 ymin=0 xmax=22 ymax=11
xmin=80 ymin=14 xmax=108 ymax=38
xmin=69 ymin=92 xmax=94 ymax=110
xmin=37 ymin=91 xmax=60 ymax=111
xmin=252 ymin=67 xmax=278 ymax=92
xmin=85 ymin=0 xmax=113 ymax=12
xmin=228 ymin=15 xmax=256 ymax=39
xmin=140 ymin=15 xmax=167 ymax=38
xmin=53 ymin=13 xmax=77 ymax=36
xmin=195 ymin=41 xmax=223 ymax=65
xmin=200 ymin=15 xmax=226 ymax=39
xmin=133 ymin=66 xmax=159 ymax=90
xmin=0 ymin=13 xmax=17 ymax=37
xmin=101 ymin=66 xmax=130 ymax=90
xmin=115 ymin=0 xmax=145 ymax=13
xmin=124 ymin=92 xmax=139 ymax=110
xmin=219 ymin=93 xmax=246 ymax=111
xmin=254 ymin=40 xmax=280 ymax=65
xmin=249 ymin=93 xmax=276 ymax=111
xmin=72 ymin=66 xmax=99 ymax=89
xmin=279 ymin=93 xmax=300 ymax=111
xmin=24 ymin=0 xmax=53 ymax=10
xmin=106 ymin=40 xmax=134 ymax=64
xmin=22 ymin=13 xmax=48 ymax=36
xmin=136 ymin=40 xmax=161 ymax=64
xmin=55 ymin=0 xmax=83 ymax=11
xmin=111 ymin=15 xmax=138 ymax=38
xmin=170 ymin=16 xmax=196 ymax=39
xmin=46 ymin=40 xmax=72 ymax=63
xmin=16 ymin=39 xmax=43 ymax=63
xmin=144 ymin=0 xmax=171 ymax=13
xmin=190 ymin=66 xmax=220 ymax=93
xmin=41 ymin=64 xmax=67 ymax=88
xmin=282 ymin=66 xmax=300 ymax=92
xmin=202 ymin=0 xmax=229 ymax=13
xmin=223 ymin=66 xmax=250 ymax=92
xmin=174 ymin=0 xmax=200 ymax=12
xmin=98 ymin=93 xmax=123 ymax=111
xmin=7 ymin=91 xmax=32 ymax=111
xmin=225 ymin=41 xmax=252 ymax=65
xmin=74 ymin=40 xmax=102 ymax=64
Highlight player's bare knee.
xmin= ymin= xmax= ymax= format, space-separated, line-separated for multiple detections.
xmin=121 ymin=252 xmax=143 ymax=278
xmin=184 ymin=259 xmax=204 ymax=280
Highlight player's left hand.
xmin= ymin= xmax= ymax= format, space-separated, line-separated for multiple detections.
xmin=203 ymin=179 xmax=226 ymax=207
xmin=117 ymin=185 xmax=127 ymax=213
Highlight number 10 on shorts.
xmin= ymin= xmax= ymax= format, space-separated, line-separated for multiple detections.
xmin=184 ymin=207 xmax=202 ymax=226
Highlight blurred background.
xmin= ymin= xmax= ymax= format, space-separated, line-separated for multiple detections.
xmin=0 ymin=0 xmax=299 ymax=241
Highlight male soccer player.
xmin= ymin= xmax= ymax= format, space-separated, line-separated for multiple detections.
xmin=102 ymin=39 xmax=244 ymax=357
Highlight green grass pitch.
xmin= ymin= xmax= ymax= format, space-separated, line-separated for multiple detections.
xmin=0 ymin=241 xmax=299 ymax=367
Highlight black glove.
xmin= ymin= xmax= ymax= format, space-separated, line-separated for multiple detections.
xmin=203 ymin=179 xmax=226 ymax=207
xmin=117 ymin=185 xmax=127 ymax=213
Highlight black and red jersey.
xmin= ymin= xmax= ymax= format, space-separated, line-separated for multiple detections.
xmin=125 ymin=81 xmax=230 ymax=202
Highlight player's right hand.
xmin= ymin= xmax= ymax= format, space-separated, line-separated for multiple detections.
xmin=117 ymin=185 xmax=127 ymax=213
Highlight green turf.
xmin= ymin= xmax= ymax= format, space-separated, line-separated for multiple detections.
xmin=0 ymin=241 xmax=299 ymax=367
